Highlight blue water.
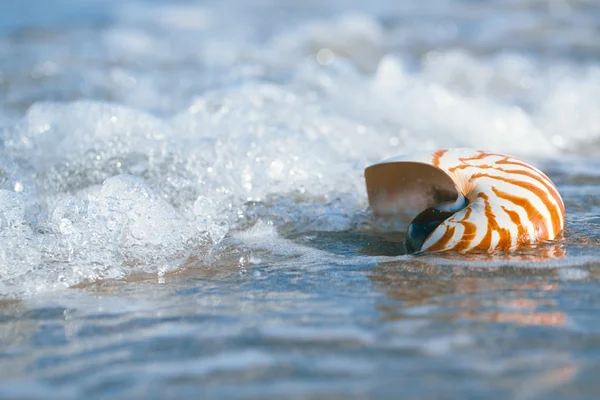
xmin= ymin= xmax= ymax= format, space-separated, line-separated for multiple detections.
xmin=1 ymin=0 xmax=600 ymax=398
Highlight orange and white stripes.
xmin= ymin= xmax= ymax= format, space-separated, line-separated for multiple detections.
xmin=369 ymin=149 xmax=565 ymax=254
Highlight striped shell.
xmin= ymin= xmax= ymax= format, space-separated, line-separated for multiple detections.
xmin=364 ymin=149 xmax=565 ymax=254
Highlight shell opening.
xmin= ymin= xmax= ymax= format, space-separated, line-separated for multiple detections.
xmin=406 ymin=194 xmax=468 ymax=253
xmin=364 ymin=161 xmax=459 ymax=224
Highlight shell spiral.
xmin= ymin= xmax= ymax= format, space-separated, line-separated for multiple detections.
xmin=364 ymin=149 xmax=565 ymax=254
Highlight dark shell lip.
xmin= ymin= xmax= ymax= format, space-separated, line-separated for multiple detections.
xmin=405 ymin=197 xmax=469 ymax=253
xmin=365 ymin=161 xmax=459 ymax=224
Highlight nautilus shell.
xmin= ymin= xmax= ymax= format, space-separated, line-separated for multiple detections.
xmin=365 ymin=149 xmax=565 ymax=254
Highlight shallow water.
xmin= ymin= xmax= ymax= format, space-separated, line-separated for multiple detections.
xmin=1 ymin=0 xmax=600 ymax=398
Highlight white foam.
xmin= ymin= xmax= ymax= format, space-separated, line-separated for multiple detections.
xmin=234 ymin=221 xmax=375 ymax=268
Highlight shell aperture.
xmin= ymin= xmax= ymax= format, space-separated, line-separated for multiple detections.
xmin=406 ymin=194 xmax=469 ymax=253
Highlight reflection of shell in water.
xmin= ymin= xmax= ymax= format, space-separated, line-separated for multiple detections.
xmin=365 ymin=149 xmax=565 ymax=253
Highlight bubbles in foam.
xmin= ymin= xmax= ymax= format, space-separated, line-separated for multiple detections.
xmin=86 ymin=175 xmax=210 ymax=262
xmin=208 ymin=237 xmax=253 ymax=270
xmin=0 ymin=190 xmax=42 ymax=292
